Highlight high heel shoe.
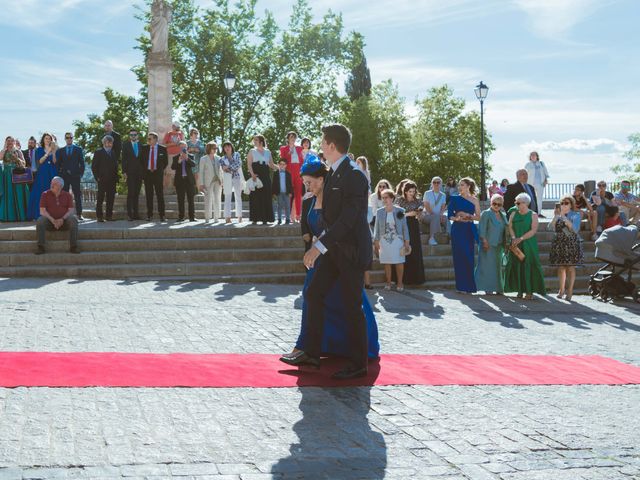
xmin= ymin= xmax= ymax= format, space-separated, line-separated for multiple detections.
xmin=565 ymin=292 xmax=573 ymax=301
xmin=556 ymin=291 xmax=564 ymax=299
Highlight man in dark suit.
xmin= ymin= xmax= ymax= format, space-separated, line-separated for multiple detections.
xmin=57 ymin=132 xmax=86 ymax=220
xmin=503 ymin=169 xmax=540 ymax=215
xmin=91 ymin=135 xmax=119 ymax=222
xmin=171 ymin=141 xmax=196 ymax=222
xmin=122 ymin=128 xmax=144 ymax=221
xmin=280 ymin=124 xmax=372 ymax=380
xmin=104 ymin=120 xmax=122 ymax=162
xmin=22 ymin=136 xmax=38 ymax=180
xmin=142 ymin=132 xmax=168 ymax=222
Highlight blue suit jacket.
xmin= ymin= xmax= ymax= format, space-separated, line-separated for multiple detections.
xmin=57 ymin=144 xmax=85 ymax=178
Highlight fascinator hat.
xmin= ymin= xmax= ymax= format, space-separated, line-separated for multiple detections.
xmin=300 ymin=155 xmax=327 ymax=177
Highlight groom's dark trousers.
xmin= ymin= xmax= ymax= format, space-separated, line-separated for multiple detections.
xmin=304 ymin=157 xmax=372 ymax=370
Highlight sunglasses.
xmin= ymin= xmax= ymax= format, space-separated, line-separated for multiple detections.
xmin=598 ymin=184 xmax=606 ymax=187
xmin=433 ymin=181 xmax=441 ymax=184
xmin=560 ymin=201 xmax=571 ymax=205
xmin=491 ymin=202 xmax=502 ymax=206
xmin=65 ymin=136 xmax=73 ymax=139
xmin=130 ymin=133 xmax=138 ymax=137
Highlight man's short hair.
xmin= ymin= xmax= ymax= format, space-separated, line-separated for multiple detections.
xmin=52 ymin=176 xmax=64 ymax=188
xmin=148 ymin=132 xmax=159 ymax=140
xmin=321 ymin=124 xmax=351 ymax=154
xmin=102 ymin=135 xmax=114 ymax=144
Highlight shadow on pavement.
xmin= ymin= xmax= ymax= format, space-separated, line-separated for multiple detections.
xmin=372 ymin=289 xmax=445 ymax=320
xmin=442 ymin=292 xmax=640 ymax=332
xmin=272 ymin=381 xmax=387 ymax=479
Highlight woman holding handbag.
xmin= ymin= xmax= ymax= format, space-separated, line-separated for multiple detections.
xmin=549 ymin=195 xmax=583 ymax=301
xmin=504 ymin=192 xmax=546 ymax=300
xmin=474 ymin=194 xmax=508 ymax=294
xmin=0 ymin=136 xmax=30 ymax=222
xmin=247 ymin=134 xmax=276 ymax=225
xmin=374 ymin=189 xmax=411 ymax=292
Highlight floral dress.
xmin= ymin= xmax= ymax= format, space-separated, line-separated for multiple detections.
xmin=549 ymin=211 xmax=583 ymax=266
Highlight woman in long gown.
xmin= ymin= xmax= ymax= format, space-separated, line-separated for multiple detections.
xmin=448 ymin=177 xmax=481 ymax=293
xmin=394 ymin=180 xmax=425 ymax=285
xmin=0 ymin=136 xmax=30 ymax=221
xmin=290 ymin=157 xmax=379 ymax=359
xmin=474 ymin=194 xmax=508 ymax=294
xmin=504 ymin=192 xmax=546 ymax=300
xmin=27 ymin=133 xmax=58 ymax=220
xmin=247 ymin=134 xmax=275 ymax=224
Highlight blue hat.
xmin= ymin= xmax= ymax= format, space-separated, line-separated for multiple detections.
xmin=300 ymin=155 xmax=325 ymax=176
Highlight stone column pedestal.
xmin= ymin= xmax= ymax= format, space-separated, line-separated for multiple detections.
xmin=147 ymin=53 xmax=175 ymax=192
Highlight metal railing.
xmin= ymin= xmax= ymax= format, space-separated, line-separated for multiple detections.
xmin=543 ymin=181 xmax=639 ymax=200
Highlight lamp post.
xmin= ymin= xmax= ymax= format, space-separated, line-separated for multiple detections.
xmin=224 ymin=71 xmax=236 ymax=141
xmin=474 ymin=81 xmax=489 ymax=201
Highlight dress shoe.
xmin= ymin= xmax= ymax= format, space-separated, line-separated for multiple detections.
xmin=77 ymin=215 xmax=85 ymax=221
xmin=189 ymin=218 xmax=195 ymax=222
xmin=279 ymin=351 xmax=320 ymax=369
xmin=133 ymin=215 xmax=142 ymax=221
xmin=69 ymin=246 xmax=81 ymax=254
xmin=146 ymin=216 xmax=152 ymax=221
xmin=160 ymin=216 xmax=167 ymax=222
xmin=106 ymin=216 xmax=114 ymax=221
xmin=331 ymin=366 xmax=367 ymax=380
xmin=97 ymin=217 xmax=105 ymax=223
xmin=35 ymin=246 xmax=45 ymax=255
xmin=127 ymin=216 xmax=134 ymax=222
xmin=176 ymin=217 xmax=185 ymax=223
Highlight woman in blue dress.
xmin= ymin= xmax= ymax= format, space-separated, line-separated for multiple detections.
xmin=27 ymin=133 xmax=58 ymax=220
xmin=448 ymin=177 xmax=481 ymax=293
xmin=290 ymin=157 xmax=379 ymax=359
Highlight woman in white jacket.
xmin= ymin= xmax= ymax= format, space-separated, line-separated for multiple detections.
xmin=199 ymin=141 xmax=223 ymax=222
xmin=525 ymin=151 xmax=550 ymax=211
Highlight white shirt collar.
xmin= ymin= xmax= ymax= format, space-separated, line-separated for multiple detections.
xmin=330 ymin=155 xmax=349 ymax=172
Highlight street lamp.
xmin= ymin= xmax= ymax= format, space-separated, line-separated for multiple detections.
xmin=224 ymin=71 xmax=236 ymax=141
xmin=474 ymin=81 xmax=489 ymax=201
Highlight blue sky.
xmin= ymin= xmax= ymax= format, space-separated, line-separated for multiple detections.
xmin=1 ymin=0 xmax=638 ymax=183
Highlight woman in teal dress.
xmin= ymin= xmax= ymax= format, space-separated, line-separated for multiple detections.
xmin=0 ymin=136 xmax=30 ymax=222
xmin=27 ymin=133 xmax=58 ymax=220
xmin=474 ymin=194 xmax=507 ymax=294
xmin=504 ymin=192 xmax=546 ymax=299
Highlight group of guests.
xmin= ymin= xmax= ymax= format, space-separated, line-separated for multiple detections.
xmin=0 ymin=132 xmax=86 ymax=222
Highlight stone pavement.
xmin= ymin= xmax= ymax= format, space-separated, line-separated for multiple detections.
xmin=0 ymin=279 xmax=638 ymax=479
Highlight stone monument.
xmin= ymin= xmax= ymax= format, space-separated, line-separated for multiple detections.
xmin=147 ymin=0 xmax=174 ymax=190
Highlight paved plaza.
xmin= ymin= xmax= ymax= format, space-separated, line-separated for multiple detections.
xmin=0 ymin=279 xmax=639 ymax=479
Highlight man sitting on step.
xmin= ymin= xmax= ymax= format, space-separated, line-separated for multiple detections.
xmin=35 ymin=176 xmax=80 ymax=255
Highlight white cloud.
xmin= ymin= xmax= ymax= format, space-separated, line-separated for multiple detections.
xmin=522 ymin=138 xmax=628 ymax=153
xmin=512 ymin=0 xmax=618 ymax=40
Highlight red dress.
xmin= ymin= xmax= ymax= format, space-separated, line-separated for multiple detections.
xmin=279 ymin=144 xmax=304 ymax=220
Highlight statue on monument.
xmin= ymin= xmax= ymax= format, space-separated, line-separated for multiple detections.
xmin=150 ymin=0 xmax=172 ymax=57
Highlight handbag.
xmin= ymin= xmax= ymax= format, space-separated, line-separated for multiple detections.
xmin=12 ymin=167 xmax=33 ymax=184
xmin=509 ymin=244 xmax=525 ymax=262
xmin=400 ymin=245 xmax=412 ymax=256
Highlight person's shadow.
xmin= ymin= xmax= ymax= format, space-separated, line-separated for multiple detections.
xmin=272 ymin=365 xmax=387 ymax=479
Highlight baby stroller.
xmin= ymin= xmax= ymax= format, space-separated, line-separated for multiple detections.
xmin=589 ymin=225 xmax=640 ymax=302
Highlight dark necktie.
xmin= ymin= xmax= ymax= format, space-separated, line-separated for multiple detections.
xmin=67 ymin=146 xmax=71 ymax=157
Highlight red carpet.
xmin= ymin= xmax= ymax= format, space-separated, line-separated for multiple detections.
xmin=0 ymin=352 xmax=639 ymax=388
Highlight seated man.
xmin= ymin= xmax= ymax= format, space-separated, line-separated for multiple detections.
xmin=35 ymin=176 xmax=80 ymax=254
xmin=590 ymin=180 xmax=623 ymax=232
xmin=614 ymin=180 xmax=639 ymax=225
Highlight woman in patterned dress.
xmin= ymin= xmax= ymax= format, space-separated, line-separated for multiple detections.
xmin=549 ymin=195 xmax=583 ymax=301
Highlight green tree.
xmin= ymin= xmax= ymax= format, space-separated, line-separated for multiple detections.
xmin=612 ymin=133 xmax=640 ymax=182
xmin=131 ymin=0 xmax=360 ymax=155
xmin=368 ymin=80 xmax=412 ymax=187
xmin=345 ymin=34 xmax=371 ymax=101
xmin=342 ymin=95 xmax=382 ymax=179
xmin=411 ymin=85 xmax=494 ymax=192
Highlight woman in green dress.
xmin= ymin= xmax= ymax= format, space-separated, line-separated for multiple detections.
xmin=504 ymin=192 xmax=546 ymax=299
xmin=0 ymin=136 xmax=30 ymax=222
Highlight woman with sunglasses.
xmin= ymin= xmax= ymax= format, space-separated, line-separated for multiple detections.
xmin=504 ymin=192 xmax=546 ymax=300
xmin=548 ymin=195 xmax=583 ymax=301
xmin=474 ymin=194 xmax=508 ymax=294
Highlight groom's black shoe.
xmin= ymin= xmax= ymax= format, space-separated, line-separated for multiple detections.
xmin=331 ymin=366 xmax=368 ymax=380
xmin=279 ymin=351 xmax=320 ymax=369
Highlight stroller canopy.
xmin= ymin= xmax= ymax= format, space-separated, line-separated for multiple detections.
xmin=595 ymin=225 xmax=640 ymax=265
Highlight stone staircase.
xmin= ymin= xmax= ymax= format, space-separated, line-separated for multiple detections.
xmin=0 ymin=218 xmax=601 ymax=291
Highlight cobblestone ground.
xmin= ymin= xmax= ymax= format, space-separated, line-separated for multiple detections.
xmin=0 ymin=279 xmax=638 ymax=479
